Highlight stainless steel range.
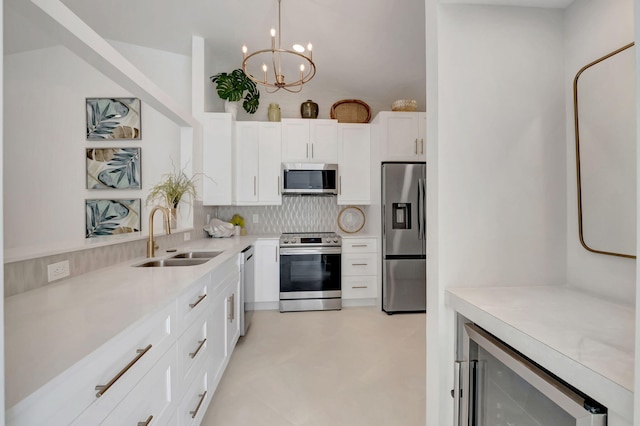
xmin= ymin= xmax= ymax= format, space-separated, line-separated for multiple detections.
xmin=279 ymin=232 xmax=342 ymax=312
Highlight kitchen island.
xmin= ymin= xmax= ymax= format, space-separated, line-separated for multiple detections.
xmin=447 ymin=285 xmax=633 ymax=425
xmin=5 ymin=235 xmax=258 ymax=424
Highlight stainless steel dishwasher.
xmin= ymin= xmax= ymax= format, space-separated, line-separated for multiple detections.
xmin=239 ymin=245 xmax=255 ymax=336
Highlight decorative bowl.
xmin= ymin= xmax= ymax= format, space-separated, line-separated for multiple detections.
xmin=391 ymin=99 xmax=417 ymax=112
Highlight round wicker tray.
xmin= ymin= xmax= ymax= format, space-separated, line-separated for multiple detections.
xmin=337 ymin=206 xmax=366 ymax=234
xmin=330 ymin=99 xmax=371 ymax=123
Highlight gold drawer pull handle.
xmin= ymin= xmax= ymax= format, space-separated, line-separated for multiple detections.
xmin=352 ymin=285 xmax=368 ymax=289
xmin=189 ymin=339 xmax=207 ymax=359
xmin=137 ymin=415 xmax=153 ymax=426
xmin=190 ymin=390 xmax=208 ymax=419
xmin=189 ymin=294 xmax=207 ymax=309
xmin=352 ymin=263 xmax=368 ymax=266
xmin=95 ymin=344 xmax=152 ymax=398
xmin=351 ymin=244 xmax=368 ymax=248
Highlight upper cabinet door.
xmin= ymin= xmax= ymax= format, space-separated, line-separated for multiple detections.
xmin=309 ymin=119 xmax=338 ymax=163
xmin=281 ymin=119 xmax=338 ymax=163
xmin=281 ymin=119 xmax=310 ymax=162
xmin=258 ymin=122 xmax=282 ymax=205
xmin=234 ymin=122 xmax=259 ymax=204
xmin=234 ymin=122 xmax=282 ymax=206
xmin=338 ymin=124 xmax=371 ymax=205
xmin=378 ymin=112 xmax=426 ymax=161
xmin=203 ymin=113 xmax=233 ymax=206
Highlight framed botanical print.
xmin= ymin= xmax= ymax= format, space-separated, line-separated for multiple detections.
xmin=86 ymin=148 xmax=141 ymax=189
xmin=86 ymin=98 xmax=141 ymax=140
xmin=85 ymin=199 xmax=141 ymax=238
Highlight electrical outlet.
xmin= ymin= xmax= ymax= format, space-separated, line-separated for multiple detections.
xmin=253 ymin=214 xmax=259 ymax=223
xmin=184 ymin=232 xmax=191 ymax=241
xmin=47 ymin=260 xmax=70 ymax=282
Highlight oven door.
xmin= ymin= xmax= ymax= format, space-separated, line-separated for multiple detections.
xmin=279 ymin=247 xmax=341 ymax=299
xmin=455 ymin=323 xmax=607 ymax=426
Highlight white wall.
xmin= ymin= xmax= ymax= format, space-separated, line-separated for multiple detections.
xmin=4 ymin=43 xmax=186 ymax=250
xmin=111 ymin=40 xmax=191 ymax=114
xmin=438 ymin=5 xmax=566 ymax=288
xmin=564 ymin=0 xmax=636 ymax=304
xmin=426 ymin=4 xmax=566 ymax=425
xmin=1 ymin=0 xmax=6 ymax=419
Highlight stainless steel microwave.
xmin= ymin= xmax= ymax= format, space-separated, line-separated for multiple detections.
xmin=281 ymin=163 xmax=338 ymax=195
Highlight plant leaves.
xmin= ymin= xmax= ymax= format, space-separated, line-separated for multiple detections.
xmin=209 ymin=69 xmax=260 ymax=114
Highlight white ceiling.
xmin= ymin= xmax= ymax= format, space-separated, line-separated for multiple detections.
xmin=3 ymin=0 xmax=574 ymax=113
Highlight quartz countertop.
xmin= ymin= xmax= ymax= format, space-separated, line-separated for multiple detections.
xmin=5 ymin=235 xmax=258 ymax=408
xmin=446 ymin=285 xmax=634 ymax=421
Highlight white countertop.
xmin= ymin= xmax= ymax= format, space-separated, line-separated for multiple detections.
xmin=446 ymin=285 xmax=634 ymax=421
xmin=4 ymin=235 xmax=258 ymax=408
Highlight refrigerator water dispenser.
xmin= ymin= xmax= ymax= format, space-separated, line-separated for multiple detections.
xmin=392 ymin=203 xmax=411 ymax=229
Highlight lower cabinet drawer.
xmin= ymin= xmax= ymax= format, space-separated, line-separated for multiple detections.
xmin=178 ymin=311 xmax=209 ymax=392
xmin=101 ymin=346 xmax=178 ymax=426
xmin=69 ymin=303 xmax=176 ymax=425
xmin=178 ymin=368 xmax=210 ymax=426
xmin=342 ymin=253 xmax=377 ymax=276
xmin=342 ymin=276 xmax=377 ymax=299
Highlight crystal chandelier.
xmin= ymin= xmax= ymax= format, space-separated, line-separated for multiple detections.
xmin=241 ymin=0 xmax=316 ymax=93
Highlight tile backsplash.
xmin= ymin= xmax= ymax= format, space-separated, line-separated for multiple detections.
xmin=216 ymin=196 xmax=343 ymax=234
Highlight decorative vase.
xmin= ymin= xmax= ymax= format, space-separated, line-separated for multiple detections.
xmin=268 ymin=103 xmax=281 ymax=122
xmin=300 ymin=99 xmax=318 ymax=119
xmin=234 ymin=225 xmax=241 ymax=236
xmin=169 ymin=207 xmax=178 ymax=230
xmin=224 ymin=100 xmax=239 ymax=120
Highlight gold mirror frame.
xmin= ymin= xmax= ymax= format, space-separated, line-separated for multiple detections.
xmin=573 ymin=42 xmax=635 ymax=259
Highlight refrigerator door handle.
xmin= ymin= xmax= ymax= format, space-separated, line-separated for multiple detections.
xmin=418 ymin=178 xmax=426 ymax=240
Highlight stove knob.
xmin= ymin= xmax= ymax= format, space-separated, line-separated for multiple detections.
xmin=333 ymin=238 xmax=339 ymax=243
xmin=283 ymin=239 xmax=289 ymax=244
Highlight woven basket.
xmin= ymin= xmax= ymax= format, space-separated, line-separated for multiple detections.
xmin=391 ymin=99 xmax=417 ymax=112
xmin=330 ymin=99 xmax=371 ymax=123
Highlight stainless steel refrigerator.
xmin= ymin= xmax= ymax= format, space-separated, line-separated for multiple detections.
xmin=382 ymin=162 xmax=426 ymax=313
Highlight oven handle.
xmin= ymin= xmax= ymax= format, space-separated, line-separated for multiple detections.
xmin=279 ymin=247 xmax=342 ymax=256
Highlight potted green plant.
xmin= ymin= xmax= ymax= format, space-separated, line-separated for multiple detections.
xmin=147 ymin=166 xmax=197 ymax=228
xmin=210 ymin=68 xmax=260 ymax=116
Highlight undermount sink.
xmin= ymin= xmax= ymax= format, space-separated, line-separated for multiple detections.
xmin=134 ymin=258 xmax=211 ymax=268
xmin=170 ymin=251 xmax=223 ymax=259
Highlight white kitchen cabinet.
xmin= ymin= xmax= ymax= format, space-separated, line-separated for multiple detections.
xmin=234 ymin=122 xmax=282 ymax=205
xmin=208 ymin=256 xmax=241 ymax=393
xmin=177 ymin=273 xmax=210 ymax=334
xmin=203 ymin=112 xmax=234 ymax=205
xmin=68 ymin=303 xmax=177 ymax=426
xmin=178 ymin=368 xmax=209 ymax=426
xmin=177 ymin=309 xmax=209 ymax=393
xmin=341 ymin=238 xmax=378 ymax=302
xmin=338 ymin=123 xmax=371 ymax=205
xmin=374 ymin=111 xmax=426 ymax=161
xmin=281 ymin=118 xmax=338 ymax=163
xmin=253 ymin=238 xmax=280 ymax=308
xmin=225 ymin=281 xmax=241 ymax=355
xmin=8 ymin=251 xmax=247 ymax=426
xmin=100 ymin=346 xmax=178 ymax=426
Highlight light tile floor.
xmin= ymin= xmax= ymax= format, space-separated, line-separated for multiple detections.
xmin=201 ymin=307 xmax=426 ymax=426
